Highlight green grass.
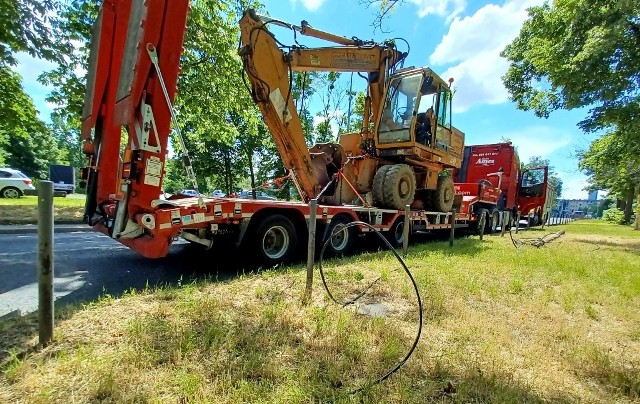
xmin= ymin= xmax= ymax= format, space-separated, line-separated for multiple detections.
xmin=1 ymin=220 xmax=639 ymax=403
xmin=0 ymin=194 xmax=86 ymax=207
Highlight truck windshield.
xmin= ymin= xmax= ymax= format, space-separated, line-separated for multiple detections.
xmin=378 ymin=74 xmax=421 ymax=143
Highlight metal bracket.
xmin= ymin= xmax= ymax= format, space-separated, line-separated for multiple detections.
xmin=137 ymin=103 xmax=161 ymax=153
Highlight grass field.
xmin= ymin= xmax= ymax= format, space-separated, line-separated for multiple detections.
xmin=0 ymin=195 xmax=85 ymax=224
xmin=1 ymin=220 xmax=639 ymax=403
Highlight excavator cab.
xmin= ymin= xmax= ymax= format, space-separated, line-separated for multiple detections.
xmin=375 ymin=67 xmax=462 ymax=164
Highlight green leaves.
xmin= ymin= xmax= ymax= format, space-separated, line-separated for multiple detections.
xmin=502 ymin=0 xmax=640 ymax=128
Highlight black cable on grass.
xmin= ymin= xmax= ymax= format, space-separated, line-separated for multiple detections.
xmin=318 ymin=221 xmax=423 ymax=395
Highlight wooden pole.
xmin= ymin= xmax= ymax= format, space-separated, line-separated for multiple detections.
xmin=38 ymin=181 xmax=54 ymax=346
xmin=303 ymin=199 xmax=318 ymax=305
xmin=515 ymin=212 xmax=521 ymax=234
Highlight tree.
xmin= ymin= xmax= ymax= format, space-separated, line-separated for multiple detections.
xmin=502 ymin=0 xmax=640 ymax=228
xmin=0 ymin=67 xmax=58 ymax=176
xmin=579 ymin=132 xmax=640 ymax=226
xmin=502 ymin=0 xmax=640 ymax=132
xmin=0 ymin=0 xmax=65 ymax=172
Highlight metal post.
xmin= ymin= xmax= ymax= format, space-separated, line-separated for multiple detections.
xmin=449 ymin=209 xmax=456 ymax=247
xmin=402 ymin=205 xmax=410 ymax=256
xmin=500 ymin=211 xmax=508 ymax=237
xmin=38 ymin=181 xmax=54 ymax=346
xmin=303 ymin=199 xmax=318 ymax=305
xmin=478 ymin=211 xmax=486 ymax=241
xmin=515 ymin=212 xmax=521 ymax=234
xmin=527 ymin=215 xmax=531 ymax=230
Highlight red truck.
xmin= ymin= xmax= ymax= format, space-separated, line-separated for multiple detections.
xmin=454 ymin=142 xmax=554 ymax=233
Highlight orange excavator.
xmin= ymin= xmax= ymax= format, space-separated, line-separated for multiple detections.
xmin=238 ymin=9 xmax=465 ymax=211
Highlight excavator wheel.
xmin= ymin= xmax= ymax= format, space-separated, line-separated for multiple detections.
xmin=382 ymin=164 xmax=416 ymax=210
xmin=372 ymin=165 xmax=392 ymax=207
xmin=431 ymin=175 xmax=455 ymax=212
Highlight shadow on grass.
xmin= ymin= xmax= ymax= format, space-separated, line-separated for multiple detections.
xmin=574 ymin=238 xmax=640 ymax=255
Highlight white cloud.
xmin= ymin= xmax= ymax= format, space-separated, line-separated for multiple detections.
xmin=477 ymin=125 xmax=572 ymax=162
xmin=429 ymin=0 xmax=543 ymax=112
xmin=290 ymin=0 xmax=327 ymax=12
xmin=408 ymin=0 xmax=466 ymax=21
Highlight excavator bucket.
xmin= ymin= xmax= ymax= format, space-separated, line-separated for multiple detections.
xmin=308 ymin=143 xmax=346 ymax=196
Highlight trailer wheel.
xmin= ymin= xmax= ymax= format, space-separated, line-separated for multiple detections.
xmin=431 ymin=175 xmax=455 ymax=212
xmin=252 ymin=215 xmax=298 ymax=265
xmin=385 ymin=217 xmax=405 ymax=247
xmin=382 ymin=164 xmax=416 ymax=210
xmin=324 ymin=215 xmax=356 ymax=256
xmin=372 ymin=165 xmax=391 ymax=207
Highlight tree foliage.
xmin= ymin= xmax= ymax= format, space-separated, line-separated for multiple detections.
xmin=502 ymin=0 xmax=640 ymax=131
xmin=579 ymin=131 xmax=639 ymax=224
xmin=0 ymin=0 xmax=66 ymax=67
xmin=0 ymin=66 xmax=58 ymax=176
xmin=503 ymin=0 xmax=640 ymax=228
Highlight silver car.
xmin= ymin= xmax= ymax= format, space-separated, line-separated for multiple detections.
xmin=0 ymin=168 xmax=36 ymax=198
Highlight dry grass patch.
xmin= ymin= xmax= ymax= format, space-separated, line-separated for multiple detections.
xmin=0 ymin=205 xmax=83 ymax=224
xmin=1 ymin=221 xmax=639 ymax=402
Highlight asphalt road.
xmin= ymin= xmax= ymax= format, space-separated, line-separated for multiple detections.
xmin=0 ymin=230 xmax=246 ymax=318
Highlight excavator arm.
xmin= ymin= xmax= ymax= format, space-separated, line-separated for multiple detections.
xmin=238 ymin=9 xmax=405 ymax=202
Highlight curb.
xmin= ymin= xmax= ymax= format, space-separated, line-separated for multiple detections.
xmin=0 ymin=224 xmax=94 ymax=235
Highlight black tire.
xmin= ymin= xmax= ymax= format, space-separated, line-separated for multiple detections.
xmin=382 ymin=164 xmax=416 ymax=210
xmin=385 ymin=217 xmax=406 ymax=247
xmin=431 ymin=175 xmax=455 ymax=212
xmin=252 ymin=215 xmax=298 ymax=266
xmin=487 ymin=209 xmax=500 ymax=234
xmin=372 ymin=165 xmax=391 ymax=207
xmin=1 ymin=186 xmax=22 ymax=199
xmin=323 ymin=215 xmax=355 ymax=257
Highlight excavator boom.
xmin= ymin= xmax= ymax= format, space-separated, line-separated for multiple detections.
xmin=238 ymin=9 xmax=405 ymax=202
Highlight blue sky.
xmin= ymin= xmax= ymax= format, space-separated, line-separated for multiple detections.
xmin=14 ymin=0 xmax=598 ymax=199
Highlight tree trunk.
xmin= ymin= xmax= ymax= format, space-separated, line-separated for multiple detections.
xmin=223 ymin=151 xmax=233 ymax=196
xmin=623 ymin=184 xmax=634 ymax=224
xmin=635 ymin=186 xmax=640 ymax=230
xmin=247 ymin=148 xmax=256 ymax=199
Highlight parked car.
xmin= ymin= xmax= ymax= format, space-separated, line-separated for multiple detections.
xmin=179 ymin=189 xmax=200 ymax=197
xmin=210 ymin=189 xmax=226 ymax=197
xmin=0 ymin=168 xmax=36 ymax=198
xmin=237 ymin=189 xmax=277 ymax=200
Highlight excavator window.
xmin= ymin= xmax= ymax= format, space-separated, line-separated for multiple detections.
xmin=437 ymin=90 xmax=451 ymax=128
xmin=378 ymin=74 xmax=422 ymax=143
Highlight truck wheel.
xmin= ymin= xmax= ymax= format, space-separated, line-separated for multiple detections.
xmin=372 ymin=165 xmax=391 ymax=207
xmin=385 ymin=217 xmax=405 ymax=247
xmin=431 ymin=175 xmax=454 ymax=212
xmin=253 ymin=215 xmax=298 ymax=265
xmin=487 ymin=209 xmax=500 ymax=234
xmin=1 ymin=187 xmax=21 ymax=199
xmin=382 ymin=164 xmax=416 ymax=210
xmin=324 ymin=215 xmax=355 ymax=256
